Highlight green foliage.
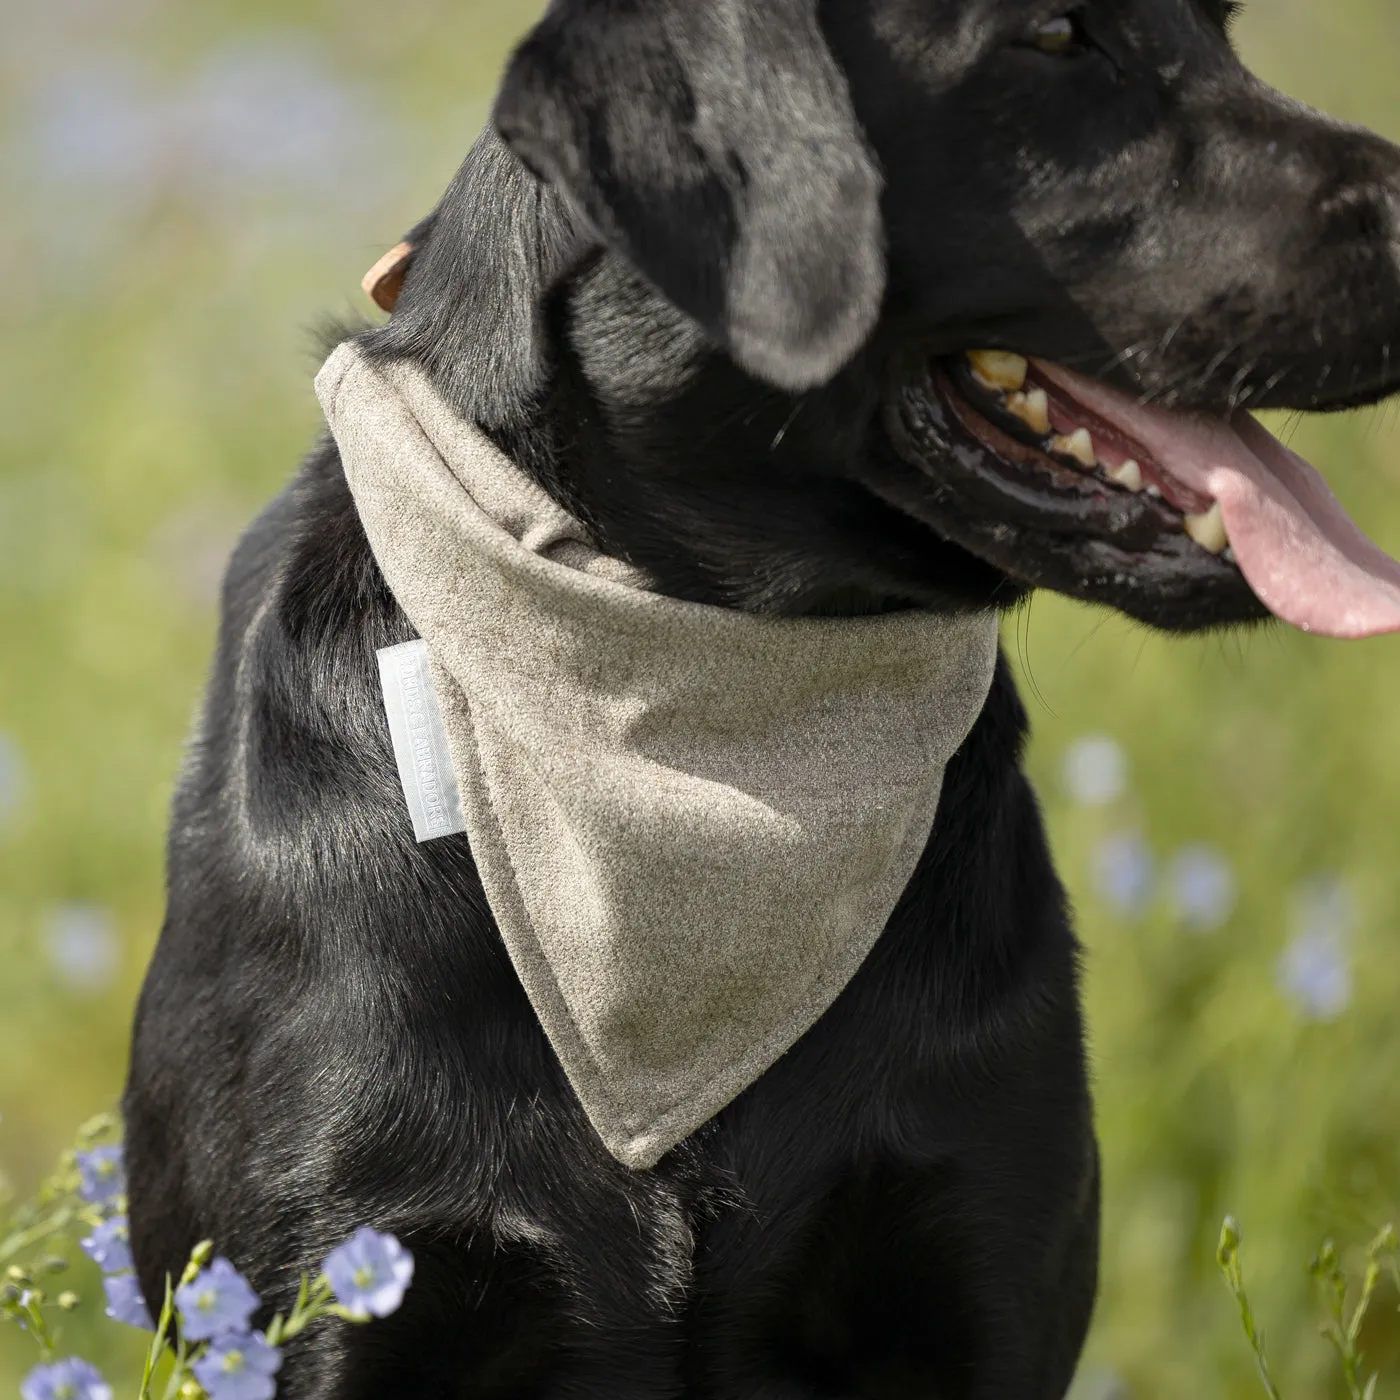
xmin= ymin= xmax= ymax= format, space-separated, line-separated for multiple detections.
xmin=4 ymin=3 xmax=1400 ymax=1399
xmin=0 ymin=1116 xmax=121 ymax=1365
xmin=2 ymin=1123 xmax=414 ymax=1400
xmin=1218 ymin=1220 xmax=1400 ymax=1400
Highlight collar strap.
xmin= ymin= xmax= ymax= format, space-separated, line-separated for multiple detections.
xmin=361 ymin=241 xmax=416 ymax=313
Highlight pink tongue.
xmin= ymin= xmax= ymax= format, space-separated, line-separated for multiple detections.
xmin=1035 ymin=360 xmax=1400 ymax=639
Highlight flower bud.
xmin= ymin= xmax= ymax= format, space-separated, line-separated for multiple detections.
xmin=78 ymin=1111 xmax=120 ymax=1142
xmin=179 ymin=1240 xmax=216 ymax=1286
xmin=57 ymin=1291 xmax=80 ymax=1311
xmin=1216 ymin=1216 xmax=1241 ymax=1267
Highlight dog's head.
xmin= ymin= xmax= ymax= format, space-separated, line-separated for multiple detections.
xmin=385 ymin=0 xmax=1400 ymax=637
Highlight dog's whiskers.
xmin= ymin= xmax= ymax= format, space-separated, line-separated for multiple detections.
xmin=771 ymin=397 xmax=808 ymax=451
xmin=1226 ymin=356 xmax=1260 ymax=412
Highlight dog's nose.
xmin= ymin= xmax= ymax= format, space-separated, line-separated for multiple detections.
xmin=1308 ymin=124 xmax=1400 ymax=248
xmin=1317 ymin=178 xmax=1396 ymax=249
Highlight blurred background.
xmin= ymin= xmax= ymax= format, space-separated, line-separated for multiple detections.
xmin=3 ymin=0 xmax=1400 ymax=1395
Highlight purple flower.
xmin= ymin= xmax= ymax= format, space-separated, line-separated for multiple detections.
xmin=323 ymin=1227 xmax=414 ymax=1320
xmin=1278 ymin=875 xmax=1356 ymax=1022
xmin=192 ymin=1331 xmax=282 ymax=1400
xmin=1279 ymin=931 xmax=1353 ymax=1021
xmin=1167 ymin=844 xmax=1237 ymax=932
xmin=103 ymin=1273 xmax=154 ymax=1330
xmin=1092 ymin=832 xmax=1155 ymax=917
xmin=46 ymin=904 xmax=120 ymax=995
xmin=21 ymin=1359 xmax=113 ymax=1400
xmin=174 ymin=1258 xmax=260 ymax=1341
xmin=81 ymin=1216 xmax=133 ymax=1274
xmin=74 ymin=1146 xmax=125 ymax=1206
xmin=1062 ymin=735 xmax=1128 ymax=807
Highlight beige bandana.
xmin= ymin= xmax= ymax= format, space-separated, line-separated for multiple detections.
xmin=316 ymin=342 xmax=999 ymax=1169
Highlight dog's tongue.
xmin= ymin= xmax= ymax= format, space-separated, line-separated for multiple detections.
xmin=1035 ymin=361 xmax=1400 ymax=639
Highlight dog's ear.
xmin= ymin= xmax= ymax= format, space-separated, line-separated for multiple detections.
xmin=493 ymin=0 xmax=886 ymax=393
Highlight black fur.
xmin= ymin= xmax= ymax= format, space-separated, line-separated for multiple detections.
xmin=125 ymin=0 xmax=1400 ymax=1395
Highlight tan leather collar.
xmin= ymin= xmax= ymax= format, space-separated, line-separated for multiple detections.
xmin=362 ymin=241 xmax=416 ymax=313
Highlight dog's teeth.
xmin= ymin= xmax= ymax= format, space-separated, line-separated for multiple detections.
xmin=1109 ymin=459 xmax=1144 ymax=492
xmin=1052 ymin=428 xmax=1097 ymax=469
xmin=1008 ymin=389 xmax=1052 ymax=435
xmin=1184 ymin=502 xmax=1229 ymax=554
xmin=968 ymin=350 xmax=1029 ymax=392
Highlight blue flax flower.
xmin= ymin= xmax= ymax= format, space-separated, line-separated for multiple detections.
xmin=21 ymin=1359 xmax=113 ymax=1400
xmin=81 ymin=1216 xmax=133 ymax=1274
xmin=323 ymin=1227 xmax=415 ymax=1319
xmin=74 ymin=1146 xmax=125 ymax=1206
xmin=175 ymin=1257 xmax=260 ymax=1341
xmin=1092 ymin=832 xmax=1155 ymax=917
xmin=192 ymin=1331 xmax=282 ymax=1400
xmin=104 ymin=1273 xmax=155 ymax=1330
xmin=1167 ymin=844 xmax=1237 ymax=932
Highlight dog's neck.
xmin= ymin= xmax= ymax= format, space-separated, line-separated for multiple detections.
xmin=365 ymin=132 xmax=1007 ymax=619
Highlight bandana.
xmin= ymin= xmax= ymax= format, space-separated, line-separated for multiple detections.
xmin=316 ymin=342 xmax=999 ymax=1168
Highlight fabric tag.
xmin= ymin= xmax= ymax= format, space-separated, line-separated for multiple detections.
xmin=377 ymin=640 xmax=468 ymax=843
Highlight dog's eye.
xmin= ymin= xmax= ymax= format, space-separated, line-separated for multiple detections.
xmin=1022 ymin=13 xmax=1085 ymax=56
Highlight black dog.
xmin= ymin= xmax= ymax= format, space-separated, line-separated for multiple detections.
xmin=124 ymin=1 xmax=1400 ymax=1395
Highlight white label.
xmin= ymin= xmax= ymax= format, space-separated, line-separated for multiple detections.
xmin=377 ymin=640 xmax=468 ymax=843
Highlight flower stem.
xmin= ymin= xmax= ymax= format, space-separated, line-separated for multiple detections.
xmin=139 ymin=1277 xmax=178 ymax=1400
xmin=1217 ymin=1218 xmax=1285 ymax=1400
xmin=0 ymin=1209 xmax=74 ymax=1267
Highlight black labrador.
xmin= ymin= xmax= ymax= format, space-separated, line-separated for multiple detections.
xmin=123 ymin=0 xmax=1400 ymax=1395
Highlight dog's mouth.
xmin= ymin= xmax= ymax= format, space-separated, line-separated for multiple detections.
xmin=886 ymin=350 xmax=1400 ymax=637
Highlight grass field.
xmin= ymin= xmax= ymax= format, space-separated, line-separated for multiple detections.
xmin=4 ymin=2 xmax=1400 ymax=1396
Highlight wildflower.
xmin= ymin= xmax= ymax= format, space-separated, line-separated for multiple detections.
xmin=1167 ymin=844 xmax=1237 ymax=932
xmin=1062 ymin=735 xmax=1128 ymax=808
xmin=1092 ymin=832 xmax=1155 ymax=917
xmin=1279 ymin=930 xmax=1352 ymax=1021
xmin=46 ymin=905 xmax=120 ymax=995
xmin=74 ymin=1146 xmax=125 ymax=1206
xmin=20 ymin=1359 xmax=113 ymax=1400
xmin=1279 ymin=874 xmax=1356 ymax=1022
xmin=174 ymin=1257 xmax=259 ymax=1341
xmin=323 ymin=1227 xmax=415 ymax=1320
xmin=81 ymin=1216 xmax=133 ymax=1274
xmin=103 ymin=1273 xmax=154 ymax=1330
xmin=191 ymin=1331 xmax=282 ymax=1400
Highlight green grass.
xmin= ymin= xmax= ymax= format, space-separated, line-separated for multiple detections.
xmin=5 ymin=2 xmax=1400 ymax=1396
